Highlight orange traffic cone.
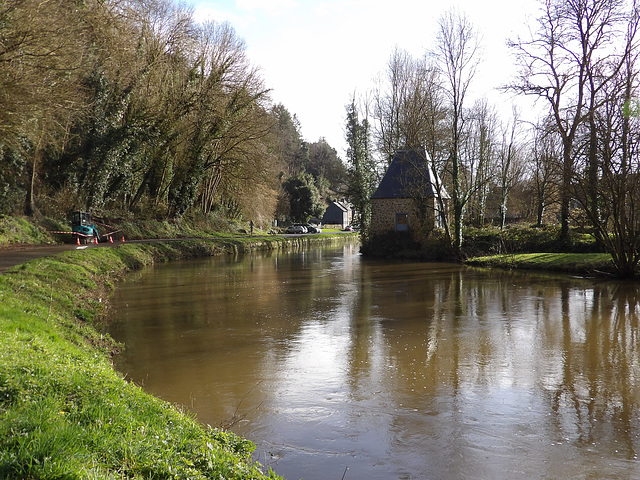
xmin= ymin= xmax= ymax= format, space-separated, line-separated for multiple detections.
xmin=76 ymin=236 xmax=80 ymax=245
xmin=121 ymin=236 xmax=125 ymax=242
xmin=94 ymin=236 xmax=98 ymax=244
xmin=109 ymin=236 xmax=113 ymax=243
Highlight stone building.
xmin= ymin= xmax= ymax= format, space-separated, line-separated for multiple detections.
xmin=370 ymin=149 xmax=448 ymax=239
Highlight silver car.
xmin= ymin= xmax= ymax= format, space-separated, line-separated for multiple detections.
xmin=286 ymin=225 xmax=306 ymax=234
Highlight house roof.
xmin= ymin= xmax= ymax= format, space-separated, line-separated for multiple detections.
xmin=371 ymin=149 xmax=448 ymax=200
xmin=322 ymin=200 xmax=351 ymax=223
xmin=329 ymin=200 xmax=349 ymax=212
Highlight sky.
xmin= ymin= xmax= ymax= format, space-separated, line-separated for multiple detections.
xmin=192 ymin=0 xmax=541 ymax=157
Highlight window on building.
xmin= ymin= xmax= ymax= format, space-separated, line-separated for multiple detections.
xmin=395 ymin=213 xmax=408 ymax=231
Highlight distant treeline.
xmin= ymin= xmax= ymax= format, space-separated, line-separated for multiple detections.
xmin=0 ymin=0 xmax=346 ymax=226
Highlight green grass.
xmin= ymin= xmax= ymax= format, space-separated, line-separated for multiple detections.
xmin=462 ymin=224 xmax=601 ymax=255
xmin=466 ymin=252 xmax=616 ymax=275
xmin=0 ymin=242 xmax=283 ymax=479
xmin=0 ymin=215 xmax=55 ymax=245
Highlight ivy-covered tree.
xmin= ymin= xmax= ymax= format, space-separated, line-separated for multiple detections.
xmin=0 ymin=0 xmax=342 ymax=226
xmin=345 ymin=96 xmax=377 ymax=234
xmin=0 ymin=144 xmax=26 ymax=215
xmin=33 ymin=0 xmax=278 ymax=219
xmin=0 ymin=0 xmax=94 ymax=215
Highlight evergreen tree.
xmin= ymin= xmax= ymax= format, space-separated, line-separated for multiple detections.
xmin=345 ymin=97 xmax=377 ymax=235
xmin=307 ymin=138 xmax=348 ymax=197
xmin=282 ymin=172 xmax=324 ymax=223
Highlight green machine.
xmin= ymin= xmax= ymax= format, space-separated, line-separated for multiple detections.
xmin=71 ymin=211 xmax=100 ymax=244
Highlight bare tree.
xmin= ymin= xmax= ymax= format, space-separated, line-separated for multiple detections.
xmin=507 ymin=0 xmax=632 ymax=243
xmin=190 ymin=21 xmax=273 ymax=216
xmin=372 ymin=48 xmax=444 ymax=163
xmin=497 ymin=107 xmax=527 ymax=228
xmin=463 ymin=99 xmax=498 ymax=226
xmin=434 ymin=8 xmax=482 ymax=251
xmin=529 ymin=118 xmax=562 ymax=226
xmin=372 ymin=48 xmax=408 ymax=164
xmin=573 ymin=13 xmax=640 ymax=276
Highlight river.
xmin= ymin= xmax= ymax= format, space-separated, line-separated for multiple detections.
xmin=107 ymin=242 xmax=640 ymax=480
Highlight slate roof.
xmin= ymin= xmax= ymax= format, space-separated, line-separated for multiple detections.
xmin=371 ymin=149 xmax=448 ymax=200
xmin=330 ymin=201 xmax=349 ymax=212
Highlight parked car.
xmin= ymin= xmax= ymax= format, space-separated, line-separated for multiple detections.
xmin=343 ymin=225 xmax=354 ymax=232
xmin=285 ymin=225 xmax=305 ymax=234
xmin=306 ymin=224 xmax=322 ymax=233
xmin=286 ymin=225 xmax=306 ymax=234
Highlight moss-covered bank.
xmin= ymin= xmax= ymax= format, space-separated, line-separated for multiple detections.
xmin=0 ymin=235 xmax=355 ymax=479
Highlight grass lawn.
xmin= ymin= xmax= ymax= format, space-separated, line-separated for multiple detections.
xmin=0 ymin=242 xmax=281 ymax=479
xmin=466 ymin=252 xmax=617 ymax=275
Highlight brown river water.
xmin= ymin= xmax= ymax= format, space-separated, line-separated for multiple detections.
xmin=107 ymin=243 xmax=640 ymax=480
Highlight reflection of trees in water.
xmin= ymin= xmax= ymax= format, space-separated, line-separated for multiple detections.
xmin=346 ymin=266 xmax=640 ymax=461
xmin=112 ymin=249 xmax=640 ymax=477
xmin=543 ymin=281 xmax=640 ymax=460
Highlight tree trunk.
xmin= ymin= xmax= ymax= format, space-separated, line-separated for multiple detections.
xmin=536 ymin=198 xmax=545 ymax=227
xmin=24 ymin=149 xmax=40 ymax=216
xmin=499 ymin=193 xmax=507 ymax=229
xmin=559 ymin=144 xmax=573 ymax=244
xmin=452 ymin=145 xmax=463 ymax=251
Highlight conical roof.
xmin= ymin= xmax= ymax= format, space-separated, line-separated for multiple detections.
xmin=371 ymin=149 xmax=448 ymax=200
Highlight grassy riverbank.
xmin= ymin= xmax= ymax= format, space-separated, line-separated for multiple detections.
xmin=461 ymin=226 xmax=626 ymax=277
xmin=465 ymin=252 xmax=617 ymax=276
xmin=0 ymin=234 xmax=353 ymax=479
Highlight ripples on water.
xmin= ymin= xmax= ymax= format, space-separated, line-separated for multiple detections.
xmin=108 ymin=244 xmax=640 ymax=480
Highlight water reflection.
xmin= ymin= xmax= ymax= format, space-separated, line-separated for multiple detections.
xmin=108 ymin=244 xmax=640 ymax=480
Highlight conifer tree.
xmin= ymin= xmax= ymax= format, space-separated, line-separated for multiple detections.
xmin=345 ymin=96 xmax=377 ymax=236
